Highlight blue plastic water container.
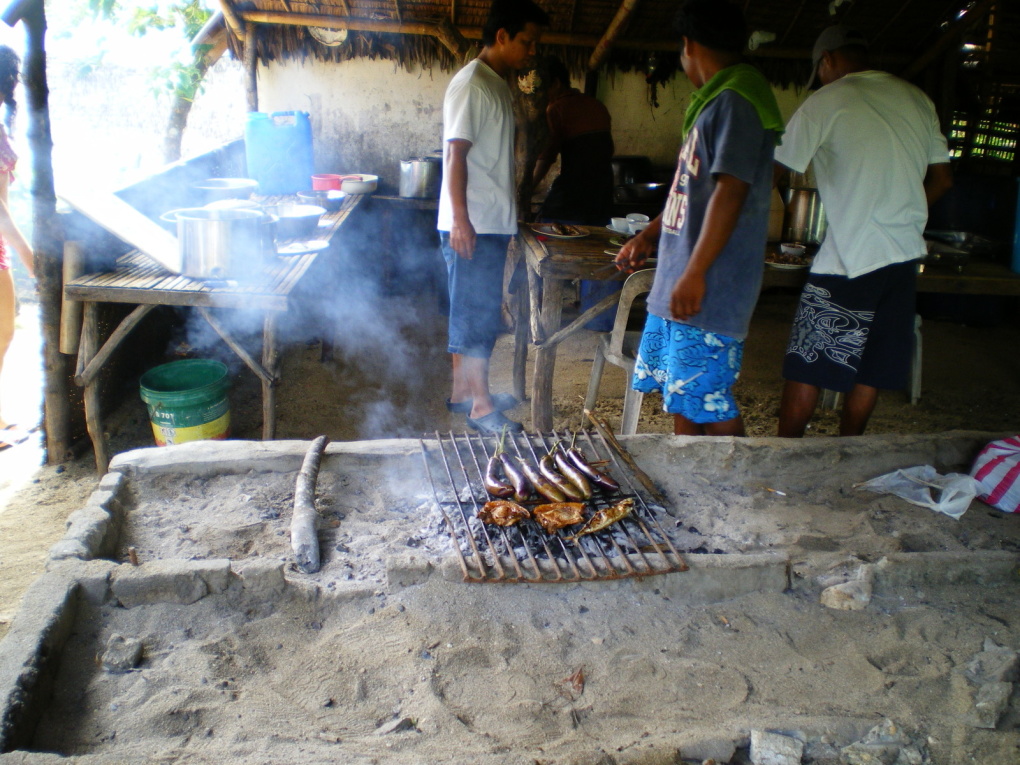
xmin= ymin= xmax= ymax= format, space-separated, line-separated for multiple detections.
xmin=244 ymin=111 xmax=314 ymax=195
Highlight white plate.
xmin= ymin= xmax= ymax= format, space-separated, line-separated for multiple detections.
xmin=277 ymin=240 xmax=330 ymax=255
xmin=606 ymin=225 xmax=631 ymax=235
xmin=609 ymin=237 xmax=628 ymax=247
xmin=766 ymin=261 xmax=809 ymax=270
xmin=603 ymin=249 xmax=621 ymax=257
xmin=530 ymin=224 xmax=588 ymax=239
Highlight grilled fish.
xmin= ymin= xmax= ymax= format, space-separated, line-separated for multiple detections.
xmin=477 ymin=500 xmax=531 ymax=527
xmin=532 ymin=502 xmax=586 ymax=533
xmin=569 ymin=498 xmax=634 ymax=540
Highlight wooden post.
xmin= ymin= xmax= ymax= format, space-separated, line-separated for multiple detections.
xmin=244 ymin=21 xmax=258 ymax=112
xmin=59 ymin=241 xmax=83 ymax=355
xmin=19 ymin=2 xmax=69 ymax=462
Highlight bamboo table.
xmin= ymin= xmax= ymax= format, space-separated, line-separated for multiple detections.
xmin=517 ymin=229 xmax=1020 ymax=432
xmin=64 ymin=193 xmax=365 ymax=473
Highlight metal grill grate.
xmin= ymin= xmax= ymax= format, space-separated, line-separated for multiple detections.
xmin=420 ymin=429 xmax=689 ymax=583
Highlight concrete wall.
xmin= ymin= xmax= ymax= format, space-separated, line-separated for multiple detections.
xmin=256 ymin=57 xmax=809 ymax=189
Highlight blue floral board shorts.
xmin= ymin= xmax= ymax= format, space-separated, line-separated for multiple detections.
xmin=632 ymin=315 xmax=744 ymax=424
xmin=440 ymin=232 xmax=511 ymax=358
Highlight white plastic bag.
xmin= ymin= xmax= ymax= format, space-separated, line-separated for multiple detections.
xmin=970 ymin=436 xmax=1020 ymax=513
xmin=856 ymin=465 xmax=981 ymax=519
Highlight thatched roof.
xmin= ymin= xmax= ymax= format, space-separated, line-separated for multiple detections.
xmin=210 ymin=0 xmax=1018 ymax=91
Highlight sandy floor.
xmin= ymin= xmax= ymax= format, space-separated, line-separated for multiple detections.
xmin=0 ymin=286 xmax=1018 ymax=762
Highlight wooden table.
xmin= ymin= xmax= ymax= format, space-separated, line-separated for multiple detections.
xmin=517 ymin=228 xmax=1020 ymax=431
xmin=64 ymin=193 xmax=365 ymax=472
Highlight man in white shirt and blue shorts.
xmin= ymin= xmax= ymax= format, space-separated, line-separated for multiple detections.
xmin=775 ymin=26 xmax=954 ymax=437
xmin=438 ymin=0 xmax=548 ymax=434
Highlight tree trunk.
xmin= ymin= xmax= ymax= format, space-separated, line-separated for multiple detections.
xmin=162 ymin=56 xmax=212 ymax=163
xmin=21 ymin=2 xmax=69 ymax=463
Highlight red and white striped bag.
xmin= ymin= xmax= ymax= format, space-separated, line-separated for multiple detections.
xmin=970 ymin=436 xmax=1020 ymax=513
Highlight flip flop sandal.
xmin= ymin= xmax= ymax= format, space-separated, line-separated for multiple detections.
xmin=446 ymin=392 xmax=518 ymax=414
xmin=466 ymin=410 xmax=524 ymax=435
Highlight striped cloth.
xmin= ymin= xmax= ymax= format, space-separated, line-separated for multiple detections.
xmin=970 ymin=436 xmax=1020 ymax=513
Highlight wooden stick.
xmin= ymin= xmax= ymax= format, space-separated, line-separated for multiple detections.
xmin=292 ymin=435 xmax=329 ymax=574
xmin=584 ymin=408 xmax=667 ymax=507
xmin=60 ymin=241 xmax=84 ymax=355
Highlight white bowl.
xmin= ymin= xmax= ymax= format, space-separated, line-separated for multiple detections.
xmin=629 ymin=220 xmax=650 ymax=235
xmin=626 ymin=212 xmax=650 ymax=223
xmin=339 ymin=174 xmax=378 ymax=194
xmin=610 ymin=217 xmax=629 ymax=234
xmin=780 ymin=243 xmax=807 ymax=257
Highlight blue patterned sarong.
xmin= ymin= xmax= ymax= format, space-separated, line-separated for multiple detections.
xmin=632 ymin=315 xmax=743 ymax=423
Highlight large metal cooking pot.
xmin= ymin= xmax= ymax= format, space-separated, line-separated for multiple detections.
xmin=399 ymin=156 xmax=442 ymax=199
xmin=783 ymin=187 xmax=828 ymax=245
xmin=161 ymin=207 xmax=271 ymax=280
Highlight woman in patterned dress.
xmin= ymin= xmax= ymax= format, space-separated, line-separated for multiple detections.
xmin=0 ymin=45 xmax=34 ymax=433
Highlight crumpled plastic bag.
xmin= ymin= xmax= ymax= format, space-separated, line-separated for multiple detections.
xmin=970 ymin=436 xmax=1020 ymax=513
xmin=856 ymin=465 xmax=981 ymax=519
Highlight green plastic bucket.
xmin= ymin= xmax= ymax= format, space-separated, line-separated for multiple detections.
xmin=139 ymin=359 xmax=231 ymax=446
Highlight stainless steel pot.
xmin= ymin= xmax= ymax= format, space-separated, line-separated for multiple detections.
xmin=783 ymin=187 xmax=828 ymax=245
xmin=399 ymin=156 xmax=442 ymax=198
xmin=161 ymin=207 xmax=270 ymax=279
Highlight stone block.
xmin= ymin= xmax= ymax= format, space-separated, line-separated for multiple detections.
xmin=101 ymin=634 xmax=143 ymax=673
xmin=967 ymin=681 xmax=1013 ymax=729
xmin=965 ymin=638 xmax=1019 ymax=684
xmin=751 ymin=730 xmax=804 ymax=764
xmin=54 ymin=507 xmax=114 ymax=561
xmin=233 ymin=559 xmax=286 ymax=597
xmin=820 ymin=578 xmax=872 ymax=610
xmin=111 ymin=559 xmax=230 ymax=607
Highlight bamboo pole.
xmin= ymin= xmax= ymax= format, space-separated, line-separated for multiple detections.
xmin=588 ymin=0 xmax=641 ymax=72
xmin=216 ymin=0 xmax=246 ymax=42
xmin=19 ymin=2 xmax=69 ymax=463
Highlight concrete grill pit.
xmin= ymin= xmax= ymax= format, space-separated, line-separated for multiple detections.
xmin=1 ymin=433 xmax=1018 ymax=763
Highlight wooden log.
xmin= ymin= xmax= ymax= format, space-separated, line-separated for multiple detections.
xmin=78 ymin=302 xmax=108 ymax=473
xmin=244 ymin=21 xmax=258 ymax=112
xmin=75 ymin=304 xmax=156 ymax=388
xmin=588 ymin=0 xmax=641 ymax=71
xmin=60 ymin=241 xmax=84 ymax=355
xmin=261 ymin=312 xmax=280 ymax=440
xmin=292 ymin=435 xmax=329 ymax=574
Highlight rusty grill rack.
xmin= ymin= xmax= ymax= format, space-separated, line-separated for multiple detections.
xmin=420 ymin=429 xmax=689 ymax=583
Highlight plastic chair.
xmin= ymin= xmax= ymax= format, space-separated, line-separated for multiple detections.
xmin=583 ymin=269 xmax=656 ymax=435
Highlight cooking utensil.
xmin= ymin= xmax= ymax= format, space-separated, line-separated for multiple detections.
xmin=783 ymin=187 xmax=827 ymax=245
xmin=297 ymin=189 xmax=345 ymax=211
xmin=192 ymin=178 xmax=258 ymax=203
xmin=399 ymin=157 xmax=442 ymax=198
xmin=266 ymin=203 xmax=325 ymax=240
xmin=311 ymin=174 xmax=342 ymax=191
xmin=618 ymin=182 xmax=668 ymax=203
xmin=160 ymin=207 xmax=269 ymax=280
xmin=339 ymin=174 xmax=378 ymax=194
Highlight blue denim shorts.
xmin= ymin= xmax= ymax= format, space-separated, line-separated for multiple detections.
xmin=632 ymin=315 xmax=744 ymax=423
xmin=440 ymin=232 xmax=511 ymax=358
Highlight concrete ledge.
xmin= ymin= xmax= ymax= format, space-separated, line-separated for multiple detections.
xmin=872 ymin=551 xmax=1019 ymax=591
xmin=110 ymin=438 xmax=422 ymax=477
xmin=47 ymin=507 xmax=113 ymax=563
xmin=0 ymin=575 xmax=78 ymax=751
xmin=110 ymin=559 xmax=231 ymax=607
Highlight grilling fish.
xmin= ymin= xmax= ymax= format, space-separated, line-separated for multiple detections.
xmin=569 ymin=498 xmax=634 ymax=540
xmin=532 ymin=502 xmax=585 ymax=533
xmin=477 ymin=500 xmax=531 ymax=527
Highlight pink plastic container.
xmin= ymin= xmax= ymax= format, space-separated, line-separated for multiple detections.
xmin=311 ymin=174 xmax=342 ymax=191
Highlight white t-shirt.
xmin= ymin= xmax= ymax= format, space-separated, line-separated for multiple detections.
xmin=437 ymin=59 xmax=518 ymax=235
xmin=776 ymin=70 xmax=950 ymax=277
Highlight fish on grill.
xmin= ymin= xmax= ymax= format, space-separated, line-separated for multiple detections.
xmin=478 ymin=500 xmax=531 ymax=526
xmin=532 ymin=502 xmax=586 ymax=533
xmin=569 ymin=498 xmax=634 ymax=540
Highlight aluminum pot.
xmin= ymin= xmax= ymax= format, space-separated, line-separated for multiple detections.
xmin=161 ymin=207 xmax=269 ymax=279
xmin=783 ymin=187 xmax=828 ymax=245
xmin=399 ymin=156 xmax=442 ymax=198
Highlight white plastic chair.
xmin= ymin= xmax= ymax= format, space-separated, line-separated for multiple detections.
xmin=583 ymin=269 xmax=656 ymax=435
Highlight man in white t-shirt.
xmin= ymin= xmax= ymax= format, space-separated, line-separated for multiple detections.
xmin=774 ymin=26 xmax=953 ymax=437
xmin=438 ymin=0 xmax=548 ymax=435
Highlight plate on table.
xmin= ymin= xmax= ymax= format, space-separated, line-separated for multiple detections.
xmin=277 ymin=239 xmax=330 ymax=256
xmin=530 ymin=223 xmax=588 ymax=239
xmin=766 ymin=260 xmax=809 ymax=270
xmin=609 ymin=237 xmax=628 ymax=247
xmin=606 ymin=225 xmax=631 ymax=236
